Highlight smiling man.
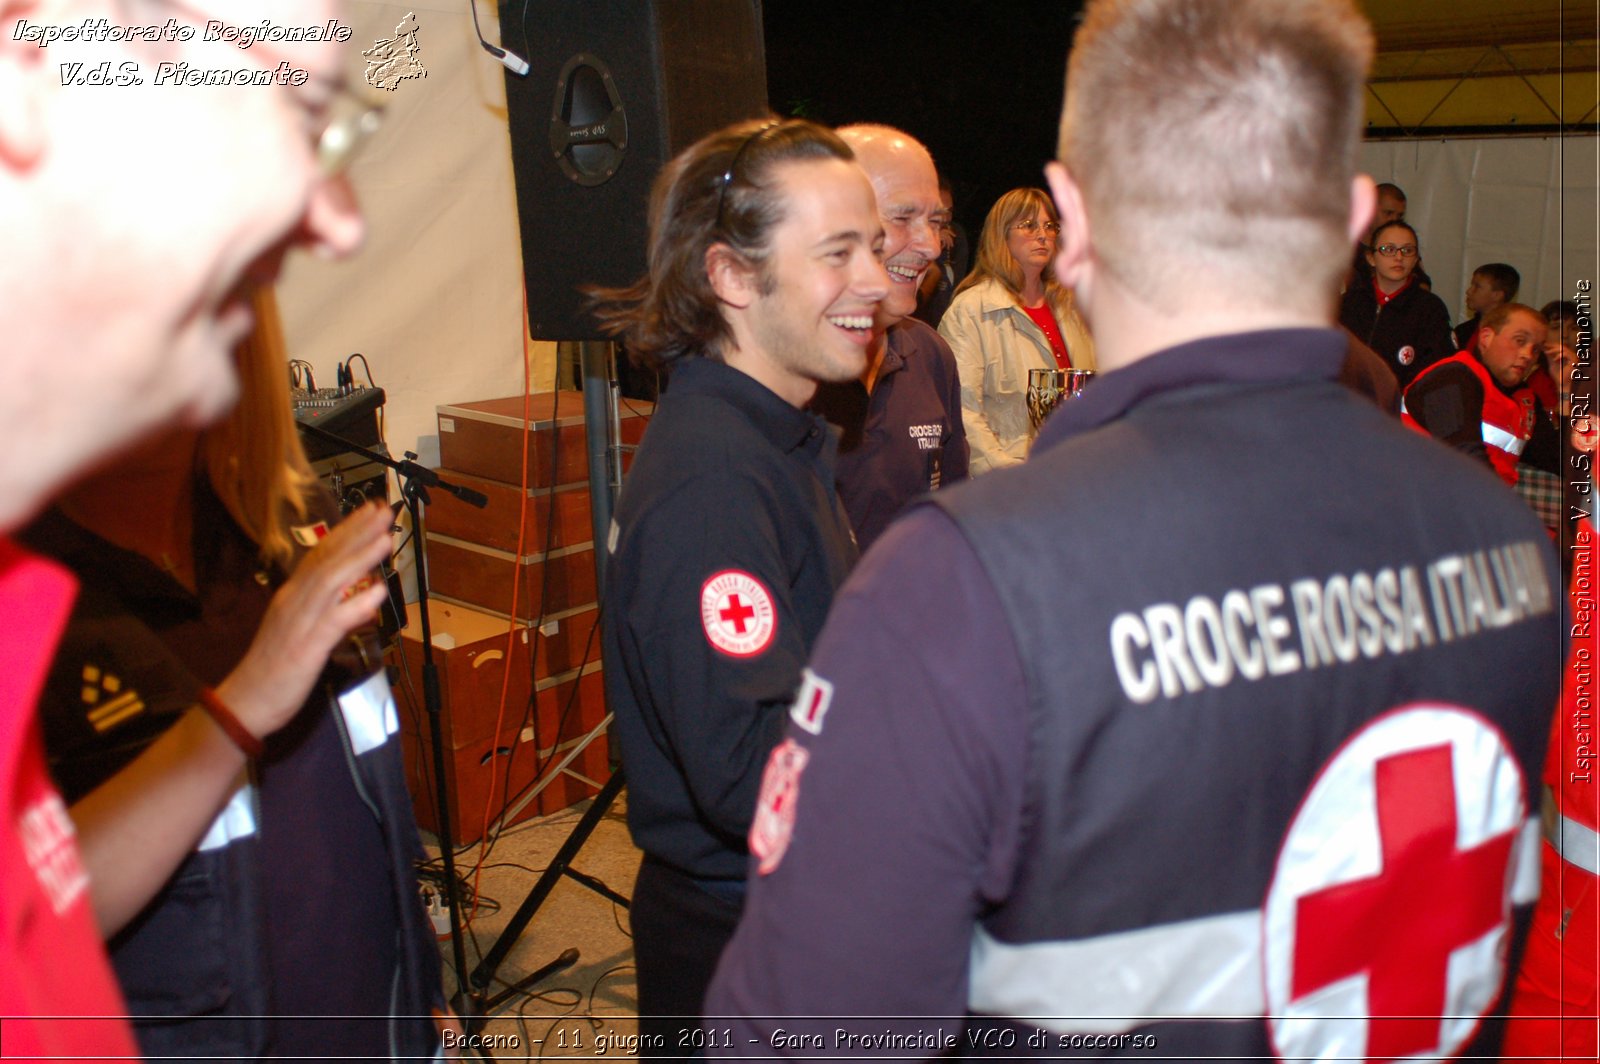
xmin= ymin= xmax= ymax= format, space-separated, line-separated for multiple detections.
xmin=0 ymin=0 xmax=369 ymax=1056
xmin=808 ymin=125 xmax=968 ymax=550
xmin=591 ymin=117 xmax=887 ymax=1059
xmin=1404 ymin=302 xmax=1546 ymax=486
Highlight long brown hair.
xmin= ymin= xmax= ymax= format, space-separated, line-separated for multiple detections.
xmin=201 ymin=284 xmax=316 ymax=569
xmin=955 ymin=187 xmax=1077 ymax=323
xmin=588 ymin=117 xmax=856 ymax=369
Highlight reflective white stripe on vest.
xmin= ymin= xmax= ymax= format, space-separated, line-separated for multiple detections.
xmin=1513 ymin=816 xmax=1543 ymax=901
xmin=968 ymin=814 xmax=1542 ymax=1035
xmin=198 ymin=777 xmax=257 ymax=852
xmin=1549 ymin=813 xmax=1600 ymax=875
xmin=1481 ymin=421 xmax=1526 ymax=455
xmin=968 ymin=910 xmax=1264 ymax=1035
xmin=339 ymin=670 xmax=399 ymax=756
xmin=1398 ymin=401 xmax=1525 ymax=456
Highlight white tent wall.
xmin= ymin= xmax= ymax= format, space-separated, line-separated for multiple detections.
xmin=275 ymin=3 xmax=555 ymax=597
xmin=1358 ymin=136 xmax=1599 ymax=323
xmin=277 ymin=1 xmax=554 ymax=475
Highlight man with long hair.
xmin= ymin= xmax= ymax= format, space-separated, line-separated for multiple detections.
xmin=709 ymin=0 xmax=1558 ymax=1057
xmin=591 ymin=117 xmax=887 ymax=1055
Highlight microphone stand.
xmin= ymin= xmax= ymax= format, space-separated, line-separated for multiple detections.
xmin=297 ymin=422 xmax=487 ymax=1032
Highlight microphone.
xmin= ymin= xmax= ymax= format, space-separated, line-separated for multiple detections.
xmin=483 ymin=43 xmax=529 ymax=76
xmin=470 ymin=0 xmax=528 ymax=77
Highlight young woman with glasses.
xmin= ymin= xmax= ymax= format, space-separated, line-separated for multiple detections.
xmin=1338 ymin=220 xmax=1455 ymax=388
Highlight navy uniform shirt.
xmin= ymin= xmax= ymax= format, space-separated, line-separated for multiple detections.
xmin=811 ymin=318 xmax=969 ymax=551
xmin=603 ymin=357 xmax=857 ymax=883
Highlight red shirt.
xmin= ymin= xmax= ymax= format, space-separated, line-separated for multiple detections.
xmin=0 ymin=538 xmax=135 ymax=1060
xmin=1022 ymin=304 xmax=1073 ymax=370
xmin=1372 ymin=275 xmax=1415 ymax=308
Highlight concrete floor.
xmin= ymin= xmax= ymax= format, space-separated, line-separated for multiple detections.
xmin=425 ymin=792 xmax=647 ymax=1059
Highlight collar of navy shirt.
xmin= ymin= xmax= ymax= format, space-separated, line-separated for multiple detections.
xmin=669 ymin=356 xmax=839 ymax=456
xmin=1032 ymin=327 xmax=1347 ymax=454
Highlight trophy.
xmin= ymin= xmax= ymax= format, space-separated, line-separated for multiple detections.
xmin=1027 ymin=368 xmax=1095 ymax=435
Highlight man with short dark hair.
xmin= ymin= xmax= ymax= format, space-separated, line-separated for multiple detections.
xmin=1454 ymin=262 xmax=1522 ymax=352
xmin=0 ymin=0 xmax=370 ymax=1055
xmin=1375 ymin=182 xmax=1407 ymax=225
xmin=1406 ymin=301 xmax=1545 ymax=485
xmin=708 ymin=1 xmax=1558 ymax=1058
xmin=810 ymin=125 xmax=968 ymax=551
xmin=592 ymin=117 xmax=887 ymax=1056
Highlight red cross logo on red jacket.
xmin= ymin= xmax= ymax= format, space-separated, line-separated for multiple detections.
xmin=1264 ymin=705 xmax=1530 ymax=1063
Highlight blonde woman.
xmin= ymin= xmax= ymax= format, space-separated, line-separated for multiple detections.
xmin=26 ymin=287 xmax=447 ymax=1060
xmin=939 ymin=187 xmax=1095 ymax=473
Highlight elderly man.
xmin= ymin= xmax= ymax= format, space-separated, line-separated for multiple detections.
xmin=709 ymin=0 xmax=1558 ymax=1059
xmin=592 ymin=117 xmax=887 ymax=1058
xmin=0 ymin=0 xmax=373 ymax=1055
xmin=809 ymin=125 xmax=968 ymax=550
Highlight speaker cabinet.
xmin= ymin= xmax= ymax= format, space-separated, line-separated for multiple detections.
xmin=500 ymin=0 xmax=768 ymax=339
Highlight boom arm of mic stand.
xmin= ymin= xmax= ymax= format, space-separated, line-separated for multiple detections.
xmin=296 ymin=422 xmax=489 ymax=509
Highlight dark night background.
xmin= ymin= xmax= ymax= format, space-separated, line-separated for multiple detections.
xmin=762 ymin=0 xmax=1087 ymax=238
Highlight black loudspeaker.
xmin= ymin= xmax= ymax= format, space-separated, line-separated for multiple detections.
xmin=500 ymin=1 xmax=769 ymax=340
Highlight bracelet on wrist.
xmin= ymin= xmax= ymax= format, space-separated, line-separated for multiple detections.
xmin=196 ymin=687 xmax=264 ymax=759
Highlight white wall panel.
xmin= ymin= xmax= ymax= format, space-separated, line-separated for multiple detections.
xmin=277 ymin=1 xmax=551 ymax=475
xmin=1359 ymin=136 xmax=1599 ymax=322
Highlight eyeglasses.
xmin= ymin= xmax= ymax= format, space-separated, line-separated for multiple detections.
xmin=1373 ymin=244 xmax=1418 ymax=259
xmin=315 ymin=85 xmax=386 ymax=178
xmin=154 ymin=0 xmax=383 ymax=179
xmin=717 ymin=121 xmax=782 ymax=229
xmin=1011 ymin=220 xmax=1061 ymax=235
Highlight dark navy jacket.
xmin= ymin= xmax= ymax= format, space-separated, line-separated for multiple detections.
xmin=28 ymin=489 xmax=441 ymax=1063
xmin=812 ymin=318 xmax=969 ymax=551
xmin=604 ymin=357 xmax=856 ymax=882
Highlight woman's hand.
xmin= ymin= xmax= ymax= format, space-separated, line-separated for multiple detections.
xmin=213 ymin=500 xmax=395 ymax=741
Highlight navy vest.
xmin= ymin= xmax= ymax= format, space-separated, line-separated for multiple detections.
xmin=934 ymin=370 xmax=1556 ymax=1058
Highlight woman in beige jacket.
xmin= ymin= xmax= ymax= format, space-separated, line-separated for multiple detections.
xmin=939 ymin=187 xmax=1095 ymax=473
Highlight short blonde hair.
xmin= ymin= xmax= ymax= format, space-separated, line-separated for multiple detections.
xmin=1058 ymin=0 xmax=1373 ymax=309
xmin=201 ymin=285 xmax=316 ymax=569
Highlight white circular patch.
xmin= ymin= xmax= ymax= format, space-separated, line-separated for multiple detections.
xmin=700 ymin=570 xmax=777 ymax=657
xmin=1263 ymin=704 xmax=1525 ymax=1063
xmin=1398 ymin=345 xmax=1416 ymax=366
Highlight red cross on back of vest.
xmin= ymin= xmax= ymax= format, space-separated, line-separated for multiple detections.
xmin=1264 ymin=705 xmax=1530 ymax=1062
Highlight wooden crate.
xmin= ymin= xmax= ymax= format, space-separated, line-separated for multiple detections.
xmin=436 ymin=393 xmax=651 ymax=489
xmin=388 ymin=599 xmax=601 ymax=746
xmin=427 ymin=477 xmax=592 ymax=555
xmin=397 ymin=663 xmax=610 ymax=842
xmin=424 ymin=536 xmax=598 ymax=623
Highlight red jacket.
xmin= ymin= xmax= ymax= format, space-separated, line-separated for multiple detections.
xmin=1402 ymin=351 xmax=1535 ymax=485
xmin=1504 ymin=517 xmax=1598 ymax=1062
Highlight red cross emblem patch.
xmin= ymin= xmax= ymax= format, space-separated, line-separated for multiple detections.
xmin=750 ymin=738 xmax=809 ymax=875
xmin=700 ymin=570 xmax=777 ymax=657
xmin=1263 ymin=704 xmax=1527 ymax=1062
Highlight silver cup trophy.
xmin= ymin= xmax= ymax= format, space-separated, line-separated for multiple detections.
xmin=1027 ymin=367 xmax=1095 ymax=436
